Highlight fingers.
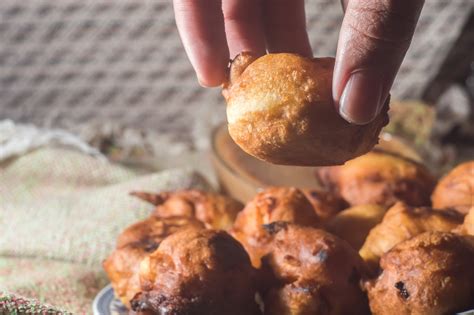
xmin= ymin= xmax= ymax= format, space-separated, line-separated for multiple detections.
xmin=173 ymin=0 xmax=229 ymax=87
xmin=174 ymin=0 xmax=312 ymax=87
xmin=222 ymin=0 xmax=266 ymax=59
xmin=263 ymin=0 xmax=312 ymax=57
xmin=333 ymin=0 xmax=424 ymax=124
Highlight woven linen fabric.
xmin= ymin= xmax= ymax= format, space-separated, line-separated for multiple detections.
xmin=0 ymin=0 xmax=471 ymax=154
xmin=0 ymin=145 xmax=212 ymax=313
xmin=1 ymin=290 xmax=72 ymax=314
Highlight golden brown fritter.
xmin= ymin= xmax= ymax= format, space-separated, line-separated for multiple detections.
xmin=464 ymin=207 xmax=474 ymax=235
xmin=103 ymin=216 xmax=203 ymax=307
xmin=114 ymin=216 xmax=203 ymax=249
xmin=231 ymin=187 xmax=320 ymax=267
xmin=223 ymin=52 xmax=389 ymax=166
xmin=301 ymin=189 xmax=348 ymax=222
xmin=454 ymin=206 xmax=474 ymax=235
xmin=317 ymin=151 xmax=436 ymax=207
xmin=325 ymin=204 xmax=386 ymax=250
xmin=131 ymin=227 xmax=261 ymax=315
xmin=131 ymin=189 xmax=243 ymax=230
xmin=365 ymin=232 xmax=474 ymax=315
xmin=261 ymin=223 xmax=370 ymax=315
xmin=431 ymin=161 xmax=474 ymax=215
xmin=359 ymin=202 xmax=463 ymax=271
xmin=103 ymin=245 xmax=146 ymax=309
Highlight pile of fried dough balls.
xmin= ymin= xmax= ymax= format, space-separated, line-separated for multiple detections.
xmin=104 ymin=154 xmax=474 ymax=315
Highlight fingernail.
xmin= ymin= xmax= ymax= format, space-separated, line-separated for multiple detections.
xmin=197 ymin=76 xmax=211 ymax=88
xmin=339 ymin=71 xmax=383 ymax=125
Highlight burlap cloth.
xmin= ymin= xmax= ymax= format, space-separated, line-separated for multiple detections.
xmin=0 ymin=122 xmax=212 ymax=314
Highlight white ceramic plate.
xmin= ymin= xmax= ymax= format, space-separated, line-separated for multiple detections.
xmin=92 ymin=284 xmax=128 ymax=315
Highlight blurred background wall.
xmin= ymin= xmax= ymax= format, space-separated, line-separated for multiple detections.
xmin=0 ymin=0 xmax=472 ymax=156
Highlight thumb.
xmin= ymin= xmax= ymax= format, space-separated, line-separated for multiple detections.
xmin=333 ymin=0 xmax=424 ymax=125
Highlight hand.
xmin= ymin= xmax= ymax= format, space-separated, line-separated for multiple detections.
xmin=173 ymin=0 xmax=424 ymax=125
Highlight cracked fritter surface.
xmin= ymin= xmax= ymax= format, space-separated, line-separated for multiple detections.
xmin=317 ymin=151 xmax=436 ymax=207
xmin=431 ymin=161 xmax=474 ymax=215
xmin=231 ymin=187 xmax=320 ymax=267
xmin=359 ymin=202 xmax=463 ymax=271
xmin=261 ymin=223 xmax=370 ymax=315
xmin=103 ymin=216 xmax=203 ymax=307
xmin=131 ymin=227 xmax=261 ymax=315
xmin=131 ymin=189 xmax=243 ymax=230
xmin=365 ymin=232 xmax=474 ymax=315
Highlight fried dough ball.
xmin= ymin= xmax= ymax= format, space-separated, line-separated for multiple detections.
xmin=325 ymin=204 xmax=386 ymax=250
xmin=223 ymin=52 xmax=389 ymax=166
xmin=464 ymin=207 xmax=474 ymax=235
xmin=317 ymin=151 xmax=436 ymax=207
xmin=231 ymin=187 xmax=320 ymax=267
xmin=359 ymin=202 xmax=463 ymax=271
xmin=454 ymin=207 xmax=474 ymax=235
xmin=431 ymin=161 xmax=474 ymax=215
xmin=261 ymin=223 xmax=369 ymax=315
xmin=131 ymin=227 xmax=261 ymax=315
xmin=365 ymin=232 xmax=474 ymax=315
xmin=130 ymin=189 xmax=243 ymax=230
xmin=103 ymin=216 xmax=203 ymax=307
xmin=301 ymin=189 xmax=348 ymax=222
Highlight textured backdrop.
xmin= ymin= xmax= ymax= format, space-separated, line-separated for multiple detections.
xmin=0 ymin=0 xmax=471 ymax=152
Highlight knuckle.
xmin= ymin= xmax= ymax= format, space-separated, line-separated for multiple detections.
xmin=223 ymin=0 xmax=261 ymax=23
xmin=347 ymin=0 xmax=422 ymax=45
